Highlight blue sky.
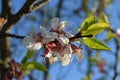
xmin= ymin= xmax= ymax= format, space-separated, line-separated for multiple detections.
xmin=1 ymin=0 xmax=120 ymax=80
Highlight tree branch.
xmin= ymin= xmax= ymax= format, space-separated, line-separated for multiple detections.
xmin=5 ymin=33 xmax=25 ymax=39
xmin=0 ymin=31 xmax=25 ymax=39
xmin=32 ymin=0 xmax=50 ymax=11
xmin=0 ymin=0 xmax=11 ymax=18
xmin=56 ymin=0 xmax=63 ymax=17
xmin=1 ymin=0 xmax=49 ymax=33
xmin=1 ymin=0 xmax=35 ymax=32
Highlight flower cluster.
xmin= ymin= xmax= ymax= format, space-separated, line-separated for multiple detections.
xmin=5 ymin=60 xmax=23 ymax=80
xmin=23 ymin=18 xmax=83 ymax=66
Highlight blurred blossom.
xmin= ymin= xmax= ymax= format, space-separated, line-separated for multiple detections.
xmin=116 ymin=28 xmax=120 ymax=45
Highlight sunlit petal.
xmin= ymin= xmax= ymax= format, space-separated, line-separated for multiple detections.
xmin=57 ymin=35 xmax=69 ymax=46
xmin=51 ymin=17 xmax=59 ymax=30
xmin=23 ymin=36 xmax=42 ymax=51
xmin=59 ymin=21 xmax=68 ymax=29
xmin=60 ymin=53 xmax=72 ymax=66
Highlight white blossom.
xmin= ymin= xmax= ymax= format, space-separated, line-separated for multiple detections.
xmin=23 ymin=36 xmax=42 ymax=51
xmin=116 ymin=28 xmax=120 ymax=34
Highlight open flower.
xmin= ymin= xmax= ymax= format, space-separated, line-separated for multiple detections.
xmin=23 ymin=17 xmax=83 ymax=66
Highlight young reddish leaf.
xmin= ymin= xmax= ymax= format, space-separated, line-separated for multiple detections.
xmin=82 ymin=38 xmax=111 ymax=50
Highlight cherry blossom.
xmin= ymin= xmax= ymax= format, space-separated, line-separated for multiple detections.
xmin=23 ymin=17 xmax=83 ymax=66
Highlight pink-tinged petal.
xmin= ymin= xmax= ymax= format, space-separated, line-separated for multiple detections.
xmin=51 ymin=17 xmax=59 ymax=30
xmin=59 ymin=21 xmax=68 ymax=29
xmin=45 ymin=41 xmax=58 ymax=51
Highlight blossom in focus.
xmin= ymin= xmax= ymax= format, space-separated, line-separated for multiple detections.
xmin=23 ymin=17 xmax=83 ymax=66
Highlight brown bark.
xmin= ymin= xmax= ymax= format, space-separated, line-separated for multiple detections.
xmin=0 ymin=37 xmax=11 ymax=80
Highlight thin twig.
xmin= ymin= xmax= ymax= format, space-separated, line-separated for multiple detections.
xmin=56 ymin=0 xmax=63 ymax=17
xmin=5 ymin=33 xmax=25 ymax=39
xmin=1 ymin=0 xmax=49 ymax=32
xmin=113 ymin=38 xmax=119 ymax=80
xmin=32 ymin=0 xmax=50 ymax=11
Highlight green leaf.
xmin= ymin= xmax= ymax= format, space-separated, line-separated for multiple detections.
xmin=98 ymin=13 xmax=109 ymax=23
xmin=22 ymin=50 xmax=35 ymax=64
xmin=82 ymin=23 xmax=110 ymax=35
xmin=105 ymin=31 xmax=115 ymax=41
xmin=26 ymin=62 xmax=47 ymax=72
xmin=79 ymin=16 xmax=96 ymax=32
xmin=82 ymin=38 xmax=111 ymax=50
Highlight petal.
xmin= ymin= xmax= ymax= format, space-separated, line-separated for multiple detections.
xmin=59 ymin=21 xmax=68 ymax=29
xmin=45 ymin=32 xmax=58 ymax=39
xmin=42 ymin=37 xmax=55 ymax=44
xmin=23 ymin=36 xmax=42 ymax=51
xmin=63 ymin=45 xmax=72 ymax=54
xmin=60 ymin=53 xmax=72 ymax=66
xmin=117 ymin=28 xmax=120 ymax=34
xmin=40 ymin=26 xmax=47 ymax=36
xmin=57 ymin=35 xmax=69 ymax=46
xmin=23 ymin=36 xmax=34 ymax=49
xmin=53 ymin=57 xmax=59 ymax=62
xmin=51 ymin=17 xmax=59 ymax=30
xmin=31 ymin=42 xmax=42 ymax=51
xmin=45 ymin=51 xmax=52 ymax=58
